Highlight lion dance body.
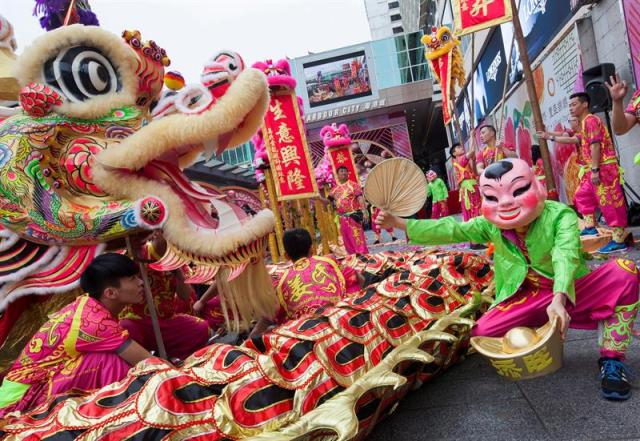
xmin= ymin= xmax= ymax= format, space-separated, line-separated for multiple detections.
xmin=0 ymin=24 xmax=493 ymax=440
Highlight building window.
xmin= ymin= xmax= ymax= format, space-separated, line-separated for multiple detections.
xmin=392 ymin=26 xmax=404 ymax=34
xmin=388 ymin=1 xmax=399 ymax=9
xmin=390 ymin=13 xmax=402 ymax=22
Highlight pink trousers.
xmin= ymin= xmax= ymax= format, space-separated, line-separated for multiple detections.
xmin=573 ymin=163 xmax=627 ymax=227
xmin=120 ymin=314 xmax=210 ymax=360
xmin=472 ymin=259 xmax=639 ymax=359
xmin=339 ymin=216 xmax=369 ymax=254
xmin=432 ymin=200 xmax=449 ymax=219
xmin=0 ymin=352 xmax=130 ymax=417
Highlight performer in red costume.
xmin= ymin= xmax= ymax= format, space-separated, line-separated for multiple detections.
xmin=119 ymin=232 xmax=211 ymax=359
xmin=329 ymin=166 xmax=369 ymax=254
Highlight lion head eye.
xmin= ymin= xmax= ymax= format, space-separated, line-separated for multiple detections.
xmin=43 ymin=46 xmax=122 ymax=103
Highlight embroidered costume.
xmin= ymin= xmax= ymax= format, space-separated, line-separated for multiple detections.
xmin=0 ymin=296 xmax=132 ymax=417
xmin=452 ymin=155 xmax=481 ymax=221
xmin=426 ymin=176 xmax=449 ymax=219
xmin=275 ymin=255 xmax=347 ymax=322
xmin=330 ymin=180 xmax=369 ymax=254
xmin=573 ymin=114 xmax=627 ymax=244
xmin=406 ymin=159 xmax=639 ymax=399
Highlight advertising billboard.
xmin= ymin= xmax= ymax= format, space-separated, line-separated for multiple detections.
xmin=473 ymin=27 xmax=507 ymax=124
xmin=303 ymin=50 xmax=373 ymax=108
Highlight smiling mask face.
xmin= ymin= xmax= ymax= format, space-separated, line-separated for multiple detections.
xmin=479 ymin=159 xmax=547 ymax=229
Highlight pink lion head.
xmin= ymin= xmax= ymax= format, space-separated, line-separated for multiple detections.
xmin=320 ymin=123 xmax=352 ymax=148
xmin=252 ymin=59 xmax=297 ymax=90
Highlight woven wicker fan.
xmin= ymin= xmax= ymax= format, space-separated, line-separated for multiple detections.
xmin=364 ymin=158 xmax=427 ymax=216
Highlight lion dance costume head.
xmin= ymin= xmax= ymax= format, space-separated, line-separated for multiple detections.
xmin=0 ymin=24 xmax=277 ymax=360
xmin=421 ymin=26 xmax=465 ymax=125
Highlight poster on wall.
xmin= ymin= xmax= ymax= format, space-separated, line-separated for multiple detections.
xmin=473 ymin=27 xmax=507 ymax=125
xmin=507 ymin=0 xmax=572 ymax=86
xmin=622 ymin=1 xmax=640 ymax=87
xmin=303 ymin=50 xmax=373 ymax=108
xmin=496 ymin=28 xmax=581 ymax=205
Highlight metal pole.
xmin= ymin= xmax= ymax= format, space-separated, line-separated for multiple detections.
xmin=509 ymin=0 xmax=557 ymax=193
xmin=125 ymin=236 xmax=167 ymax=360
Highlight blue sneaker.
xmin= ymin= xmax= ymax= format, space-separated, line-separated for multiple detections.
xmin=599 ymin=358 xmax=634 ymax=400
xmin=597 ymin=240 xmax=627 ymax=254
xmin=580 ymin=227 xmax=599 ymax=237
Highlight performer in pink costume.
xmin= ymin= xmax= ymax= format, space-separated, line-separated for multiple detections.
xmin=329 ymin=166 xmax=369 ymax=254
xmin=475 ymin=124 xmax=517 ymax=175
xmin=119 ymin=234 xmax=211 ymax=360
xmin=377 ymin=159 xmax=640 ymax=400
xmin=570 ymin=93 xmax=627 ymax=253
xmin=450 ymin=142 xmax=481 ymax=221
xmin=0 ymin=254 xmax=152 ymax=416
xmin=372 ymin=207 xmax=397 ymax=244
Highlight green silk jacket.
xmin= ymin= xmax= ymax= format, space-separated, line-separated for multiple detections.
xmin=406 ymin=200 xmax=589 ymax=306
xmin=426 ymin=178 xmax=449 ymax=203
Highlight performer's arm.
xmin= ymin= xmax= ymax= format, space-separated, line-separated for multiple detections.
xmin=548 ymin=209 xmax=582 ymax=339
xmin=549 ymin=209 xmax=582 ymax=305
xmin=174 ymin=269 xmax=194 ymax=301
xmin=606 ymin=74 xmax=637 ymax=135
xmin=376 ymin=213 xmax=490 ymax=245
xmin=537 ymin=130 xmax=579 ymax=144
xmin=117 ymin=340 xmax=153 ymax=366
xmin=193 ymin=282 xmax=217 ymax=316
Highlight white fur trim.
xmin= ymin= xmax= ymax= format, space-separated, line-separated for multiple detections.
xmin=0 ymin=230 xmax=19 ymax=252
xmin=14 ymin=25 xmax=139 ymax=119
xmin=0 ymin=243 xmax=105 ymax=312
xmin=96 ymin=68 xmax=269 ymax=171
xmin=0 ymin=245 xmax=60 ymax=285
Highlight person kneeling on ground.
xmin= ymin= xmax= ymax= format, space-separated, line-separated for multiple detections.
xmin=250 ymin=228 xmax=362 ymax=337
xmin=0 ymin=253 xmax=153 ymax=417
xmin=376 ymin=159 xmax=640 ymax=400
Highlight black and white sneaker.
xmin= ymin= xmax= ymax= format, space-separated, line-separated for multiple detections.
xmin=599 ymin=357 xmax=634 ymax=401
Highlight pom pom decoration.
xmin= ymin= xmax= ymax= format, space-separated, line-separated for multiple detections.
xmin=163 ymin=71 xmax=185 ymax=91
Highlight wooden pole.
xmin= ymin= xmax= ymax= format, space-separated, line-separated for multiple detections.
xmin=125 ymin=236 xmax=167 ymax=360
xmin=497 ymin=0 xmax=521 ymax=136
xmin=264 ymin=168 xmax=285 ymax=261
xmin=314 ymin=198 xmax=330 ymax=254
xmin=509 ymin=0 xmax=557 ymax=193
xmin=63 ymin=0 xmax=77 ymax=25
xmin=258 ymin=183 xmax=279 ymax=262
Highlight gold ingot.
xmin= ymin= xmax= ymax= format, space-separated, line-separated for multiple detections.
xmin=471 ymin=319 xmax=564 ymax=381
xmin=502 ymin=327 xmax=541 ymax=354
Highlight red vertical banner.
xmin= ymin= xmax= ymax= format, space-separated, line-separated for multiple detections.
xmin=263 ymin=91 xmax=319 ymax=201
xmin=327 ymin=145 xmax=359 ymax=186
xmin=452 ymin=0 xmax=512 ymax=36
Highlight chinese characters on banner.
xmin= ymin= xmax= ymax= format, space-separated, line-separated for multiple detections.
xmin=453 ymin=0 xmax=513 ymax=36
xmin=327 ymin=145 xmax=359 ymax=186
xmin=263 ymin=91 xmax=319 ymax=201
